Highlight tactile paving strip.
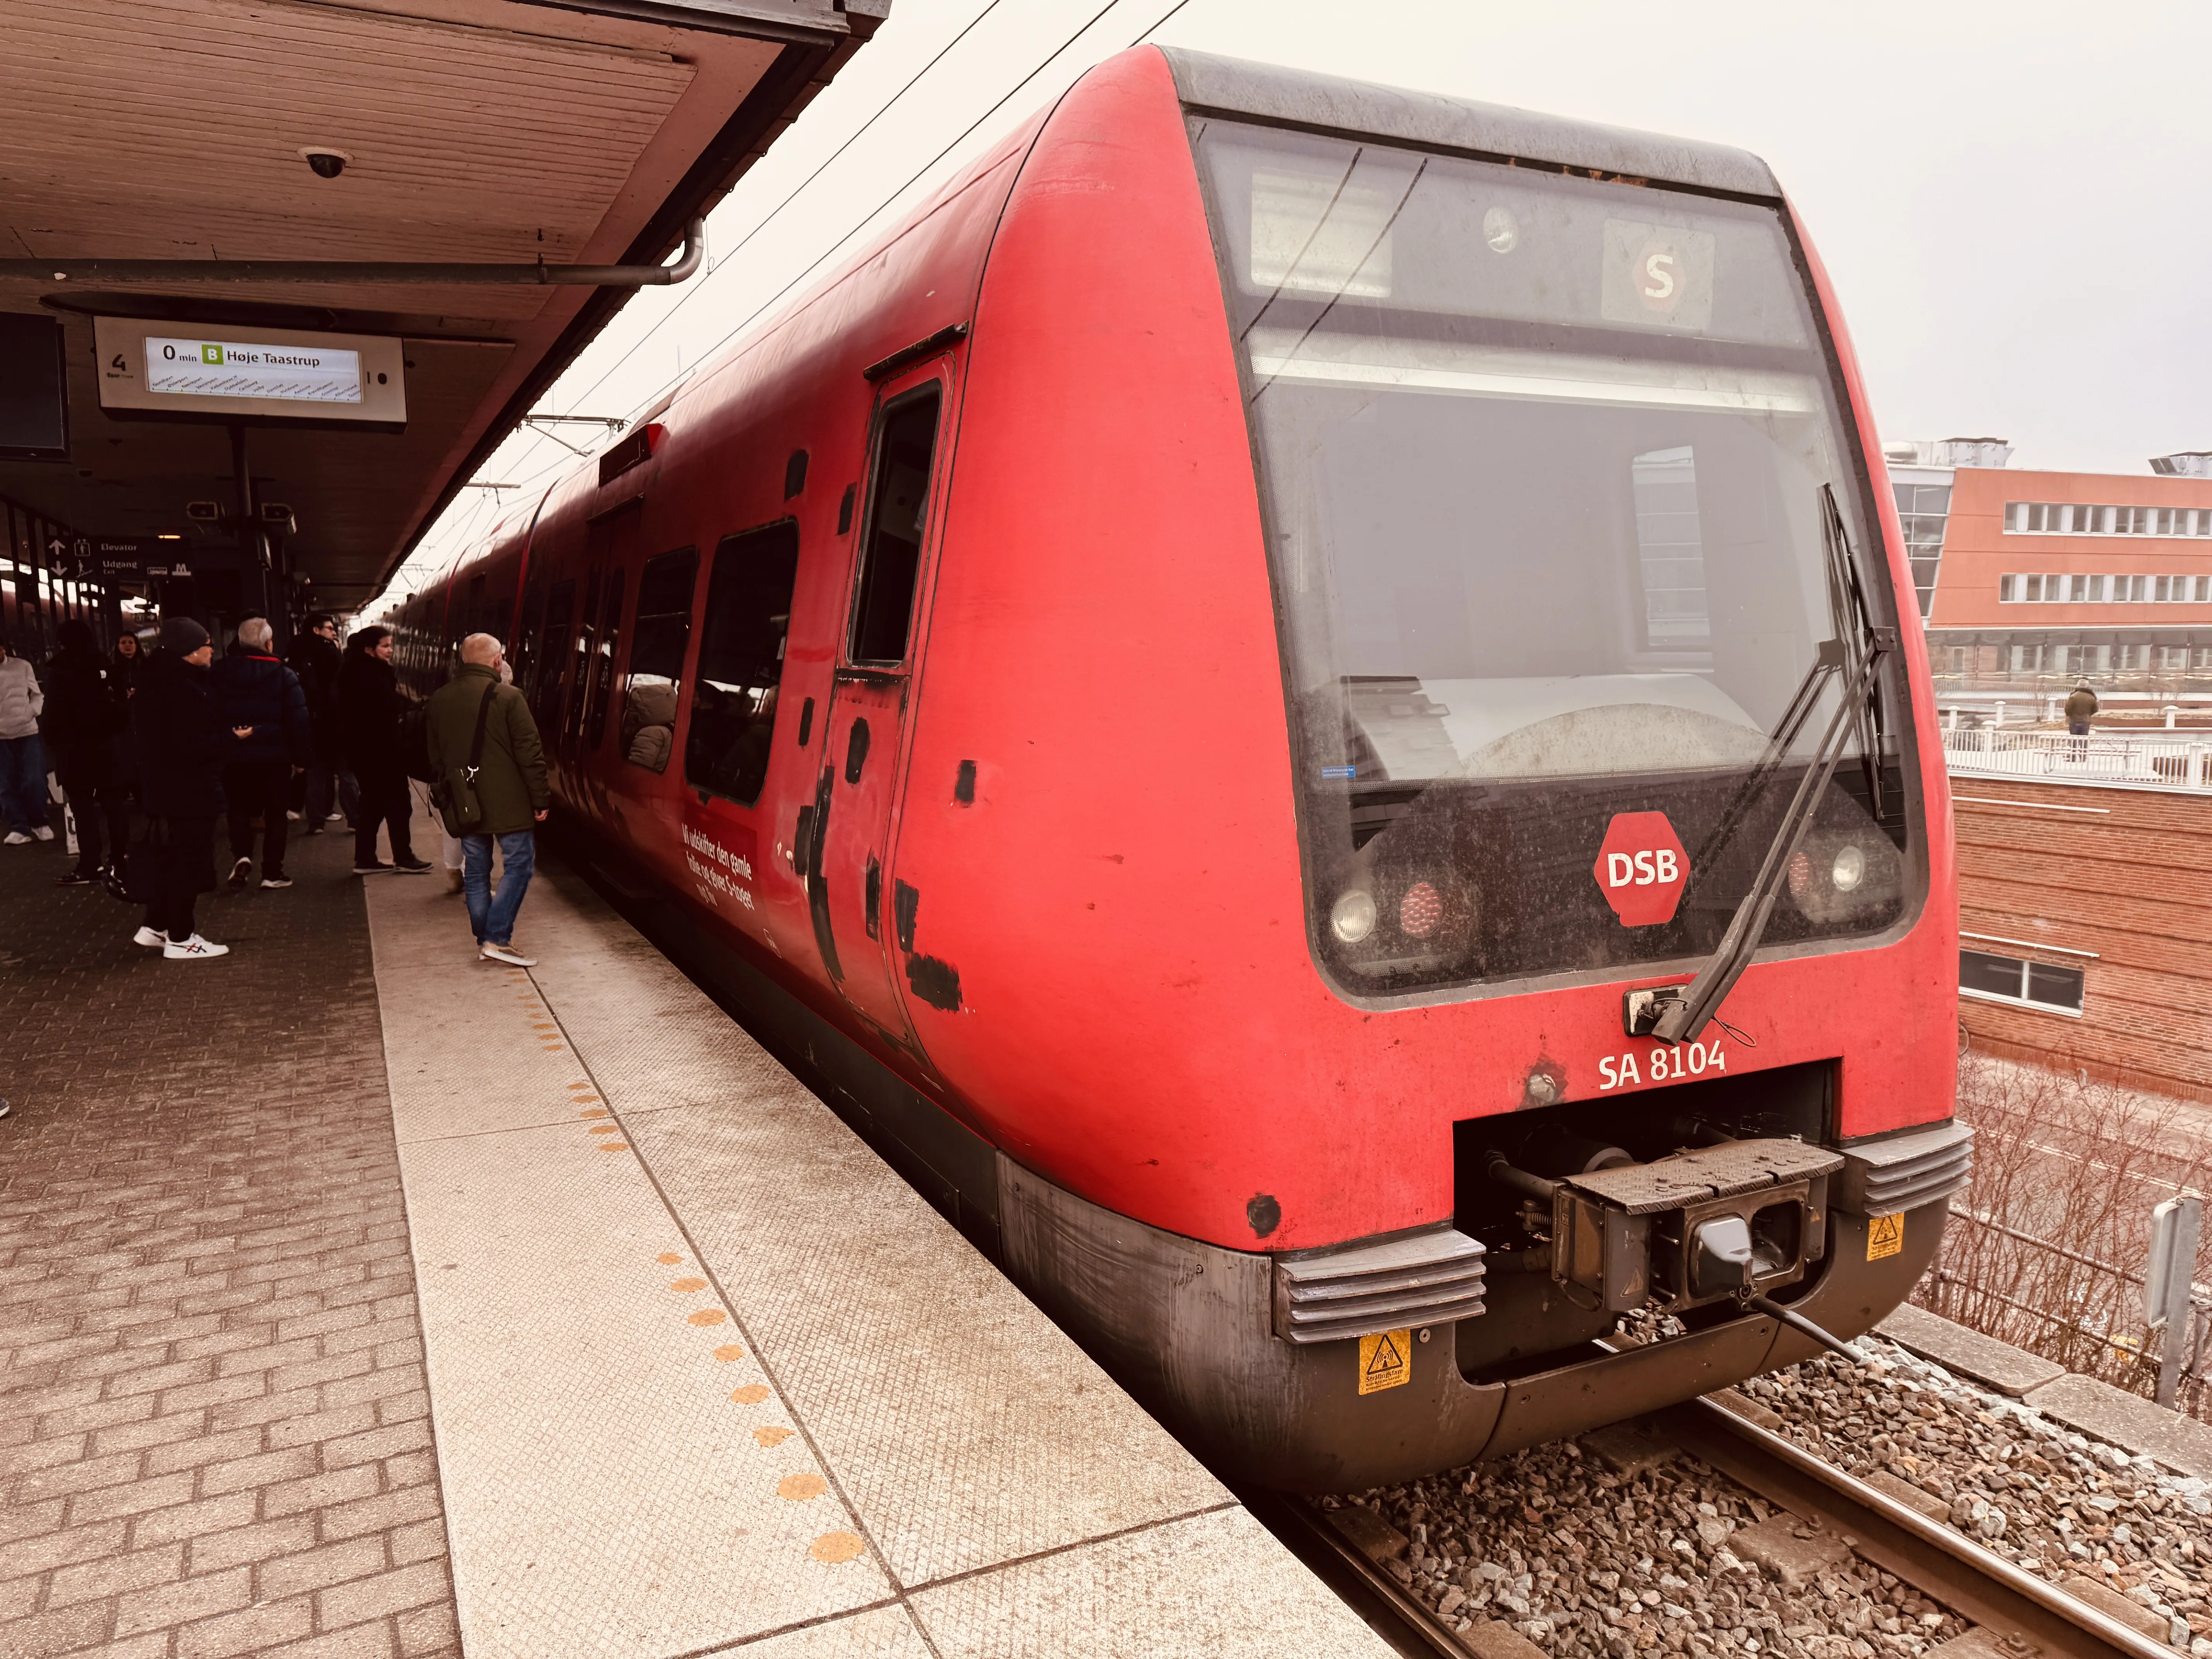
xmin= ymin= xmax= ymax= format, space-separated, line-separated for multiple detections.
xmin=363 ymin=810 xmax=1391 ymax=1659
xmin=524 ymin=874 xmax=1232 ymax=1587
xmin=365 ymin=870 xmax=892 ymax=1658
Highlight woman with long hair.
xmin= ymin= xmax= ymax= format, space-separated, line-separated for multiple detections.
xmin=336 ymin=625 xmax=429 ymax=875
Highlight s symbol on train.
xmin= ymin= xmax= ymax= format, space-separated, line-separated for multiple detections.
xmin=1593 ymin=812 xmax=1689 ymax=927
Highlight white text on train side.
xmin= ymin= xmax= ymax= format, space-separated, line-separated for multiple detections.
xmin=682 ymin=824 xmax=755 ymax=911
xmin=1597 ymin=1040 xmax=1726 ymax=1092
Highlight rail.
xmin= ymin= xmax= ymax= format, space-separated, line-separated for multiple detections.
xmin=1663 ymin=1397 xmax=2175 ymax=1659
xmin=1265 ymin=1393 xmax=2176 ymax=1659
xmin=1942 ymin=726 xmax=2212 ymax=791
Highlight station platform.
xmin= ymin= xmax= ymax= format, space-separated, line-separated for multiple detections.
xmin=0 ymin=809 xmax=1390 ymax=1659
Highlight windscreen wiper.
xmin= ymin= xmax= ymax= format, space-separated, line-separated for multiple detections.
xmin=1641 ymin=487 xmax=1894 ymax=1046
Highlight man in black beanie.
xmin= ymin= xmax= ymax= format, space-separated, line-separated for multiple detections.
xmin=132 ymin=617 xmax=240 ymax=959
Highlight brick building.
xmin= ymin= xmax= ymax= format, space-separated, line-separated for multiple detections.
xmin=1951 ymin=771 xmax=2212 ymax=1101
xmin=1887 ymin=441 xmax=2212 ymax=697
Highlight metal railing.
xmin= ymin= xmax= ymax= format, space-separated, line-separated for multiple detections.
xmin=1941 ymin=725 xmax=2212 ymax=791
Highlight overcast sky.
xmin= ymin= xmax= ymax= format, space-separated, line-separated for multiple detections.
xmin=387 ymin=0 xmax=2212 ymax=597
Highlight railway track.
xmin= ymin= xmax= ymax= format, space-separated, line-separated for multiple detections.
xmin=1268 ymin=1395 xmax=2178 ymax=1659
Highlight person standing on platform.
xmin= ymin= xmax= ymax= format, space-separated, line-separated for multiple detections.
xmin=211 ymin=617 xmax=311 ymax=890
xmin=133 ymin=617 xmax=236 ymax=959
xmin=288 ymin=613 xmax=354 ymax=835
xmin=2064 ymin=681 xmax=2098 ymax=763
xmin=338 ymin=625 xmax=429 ymax=876
xmin=427 ymin=633 xmax=548 ymax=967
xmin=0 ymin=637 xmax=51 ymax=845
xmin=43 ymin=621 xmax=131 ymax=885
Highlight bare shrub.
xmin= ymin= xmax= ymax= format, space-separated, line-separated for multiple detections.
xmin=1918 ymin=1048 xmax=2212 ymax=1421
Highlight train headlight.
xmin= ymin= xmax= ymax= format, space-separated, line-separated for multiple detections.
xmin=1331 ymin=890 xmax=1377 ymax=944
xmin=1830 ymin=843 xmax=1866 ymax=893
xmin=1786 ymin=830 xmax=1900 ymax=924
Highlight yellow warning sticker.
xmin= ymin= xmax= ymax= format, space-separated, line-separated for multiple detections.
xmin=1867 ymin=1213 xmax=1905 ymax=1261
xmin=1358 ymin=1328 xmax=1412 ymax=1395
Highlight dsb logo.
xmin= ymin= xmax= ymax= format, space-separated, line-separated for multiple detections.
xmin=1592 ymin=811 xmax=1690 ymax=927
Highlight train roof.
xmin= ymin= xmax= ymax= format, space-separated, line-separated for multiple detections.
xmin=1159 ymin=48 xmax=1782 ymax=203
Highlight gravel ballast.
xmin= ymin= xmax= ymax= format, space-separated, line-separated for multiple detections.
xmin=1329 ymin=1336 xmax=2212 ymax=1659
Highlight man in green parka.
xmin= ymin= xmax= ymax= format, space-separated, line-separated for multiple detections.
xmin=426 ymin=633 xmax=550 ymax=965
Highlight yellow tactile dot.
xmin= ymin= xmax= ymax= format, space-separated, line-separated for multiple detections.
xmin=572 ymin=1095 xmax=601 ymax=1105
xmin=753 ymin=1426 xmax=791 ymax=1447
xmin=810 ymin=1532 xmax=864 ymax=1564
xmin=730 ymin=1384 xmax=769 ymax=1404
xmin=596 ymin=1142 xmax=627 ymax=1152
xmin=777 ymin=1473 xmax=826 ymax=1502
xmin=580 ymin=1108 xmax=610 ymax=1119
xmin=687 ymin=1309 xmax=726 ymax=1326
xmin=713 ymin=1344 xmax=745 ymax=1362
xmin=659 ymin=1253 xmax=684 ymax=1266
xmin=588 ymin=1125 xmax=619 ymax=1136
xmin=668 ymin=1277 xmax=707 ymax=1292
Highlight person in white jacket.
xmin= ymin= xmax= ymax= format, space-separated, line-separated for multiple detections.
xmin=0 ymin=638 xmax=50 ymax=844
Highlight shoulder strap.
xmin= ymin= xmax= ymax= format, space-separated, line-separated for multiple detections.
xmin=465 ymin=682 xmax=499 ymax=773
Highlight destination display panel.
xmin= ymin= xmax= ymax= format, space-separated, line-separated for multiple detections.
xmin=94 ymin=318 xmax=406 ymax=427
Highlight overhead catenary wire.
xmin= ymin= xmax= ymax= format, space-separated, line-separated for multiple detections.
xmin=387 ymin=0 xmax=1199 ymax=597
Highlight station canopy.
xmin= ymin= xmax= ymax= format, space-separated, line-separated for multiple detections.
xmin=0 ymin=0 xmax=886 ymax=615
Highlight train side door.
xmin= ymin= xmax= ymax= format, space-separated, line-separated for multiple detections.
xmin=805 ymin=374 xmax=948 ymax=1044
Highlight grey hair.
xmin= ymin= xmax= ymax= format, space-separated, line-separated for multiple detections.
xmin=460 ymin=633 xmax=503 ymax=666
xmin=238 ymin=617 xmax=273 ymax=650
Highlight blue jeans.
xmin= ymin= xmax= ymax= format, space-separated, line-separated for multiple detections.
xmin=0 ymin=734 xmax=46 ymax=834
xmin=464 ymin=829 xmax=535 ymax=947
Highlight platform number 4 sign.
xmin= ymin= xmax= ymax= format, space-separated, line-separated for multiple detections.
xmin=1866 ymin=1214 xmax=1905 ymax=1262
xmin=1358 ymin=1328 xmax=1412 ymax=1395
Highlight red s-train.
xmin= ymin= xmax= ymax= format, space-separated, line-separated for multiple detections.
xmin=386 ymin=47 xmax=1967 ymax=1491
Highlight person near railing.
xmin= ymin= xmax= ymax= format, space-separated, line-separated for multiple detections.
xmin=2064 ymin=682 xmax=2098 ymax=763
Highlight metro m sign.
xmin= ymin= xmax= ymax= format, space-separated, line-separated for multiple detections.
xmin=1594 ymin=811 xmax=1689 ymax=927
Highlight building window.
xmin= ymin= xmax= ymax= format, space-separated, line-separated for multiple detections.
xmin=1961 ymin=949 xmax=2084 ymax=1015
xmin=1632 ymin=447 xmax=1711 ymax=643
xmin=1999 ymin=574 xmax=2016 ymax=602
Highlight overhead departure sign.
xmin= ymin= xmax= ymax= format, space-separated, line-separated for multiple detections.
xmin=146 ymin=337 xmax=363 ymax=405
xmin=93 ymin=318 xmax=405 ymax=429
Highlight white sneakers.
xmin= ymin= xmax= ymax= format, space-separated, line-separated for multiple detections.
xmin=32 ymin=826 xmax=53 ymax=842
xmin=133 ymin=926 xmax=228 ymax=959
xmin=3 ymin=831 xmax=28 ymax=845
xmin=480 ymin=943 xmax=536 ymax=967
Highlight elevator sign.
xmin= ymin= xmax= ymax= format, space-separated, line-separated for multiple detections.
xmin=146 ymin=337 xmax=362 ymax=404
xmin=1593 ymin=811 xmax=1690 ymax=927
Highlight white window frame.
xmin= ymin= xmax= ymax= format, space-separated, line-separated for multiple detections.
xmin=1959 ymin=945 xmax=2087 ymax=1017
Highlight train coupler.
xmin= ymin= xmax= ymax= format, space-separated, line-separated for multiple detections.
xmin=1496 ymin=1138 xmax=1843 ymax=1316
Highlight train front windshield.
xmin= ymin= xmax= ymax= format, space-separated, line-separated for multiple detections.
xmin=1190 ymin=118 xmax=1919 ymax=998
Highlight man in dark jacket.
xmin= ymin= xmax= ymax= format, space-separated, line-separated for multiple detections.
xmin=42 ymin=620 xmax=132 ymax=886
xmin=337 ymin=625 xmax=429 ymax=875
xmin=287 ymin=613 xmax=354 ymax=833
xmin=211 ymin=617 xmax=312 ymax=889
xmin=132 ymin=617 xmax=237 ymax=959
xmin=426 ymin=633 xmax=549 ymax=965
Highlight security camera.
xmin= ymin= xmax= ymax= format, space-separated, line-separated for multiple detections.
xmin=299 ymin=148 xmax=351 ymax=180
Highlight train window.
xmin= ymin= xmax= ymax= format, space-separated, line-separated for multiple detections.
xmin=686 ymin=522 xmax=800 ymax=807
xmin=849 ymin=387 xmax=939 ymax=664
xmin=585 ymin=570 xmax=624 ymax=752
xmin=1190 ymin=118 xmax=1919 ymax=998
xmin=533 ymin=580 xmax=575 ymax=729
xmin=568 ymin=568 xmax=601 ymax=744
xmin=621 ymin=547 xmax=697 ymax=773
